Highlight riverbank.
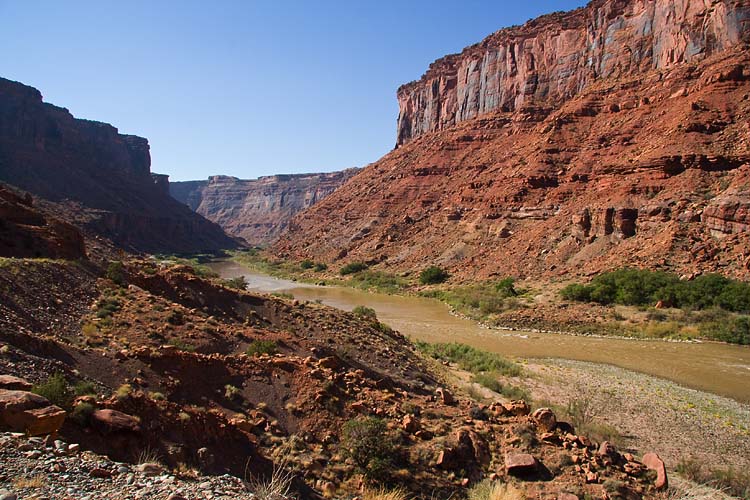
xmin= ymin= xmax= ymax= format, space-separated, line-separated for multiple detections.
xmin=230 ymin=250 xmax=750 ymax=348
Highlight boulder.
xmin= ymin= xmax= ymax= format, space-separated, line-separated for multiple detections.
xmin=0 ymin=389 xmax=66 ymax=436
xmin=435 ymin=387 xmax=455 ymax=405
xmin=503 ymin=400 xmax=530 ymax=416
xmin=505 ymin=453 xmax=538 ymax=476
xmin=642 ymin=452 xmax=668 ymax=490
xmin=531 ymin=407 xmax=557 ymax=432
xmin=91 ymin=409 xmax=140 ymax=433
xmin=0 ymin=375 xmax=32 ymax=391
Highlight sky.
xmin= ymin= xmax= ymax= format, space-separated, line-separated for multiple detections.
xmin=0 ymin=1 xmax=587 ymax=181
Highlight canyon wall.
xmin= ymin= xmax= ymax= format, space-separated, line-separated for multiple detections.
xmin=397 ymin=0 xmax=750 ymax=145
xmin=0 ymin=77 xmax=238 ymax=254
xmin=275 ymin=0 xmax=750 ymax=280
xmin=170 ymin=169 xmax=359 ymax=246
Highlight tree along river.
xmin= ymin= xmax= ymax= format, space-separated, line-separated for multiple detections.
xmin=209 ymin=260 xmax=750 ymax=404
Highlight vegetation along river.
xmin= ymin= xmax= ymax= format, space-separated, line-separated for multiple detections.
xmin=209 ymin=260 xmax=750 ymax=404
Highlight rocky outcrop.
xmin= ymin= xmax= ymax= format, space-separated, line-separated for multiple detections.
xmin=397 ymin=0 xmax=750 ymax=145
xmin=170 ymin=170 xmax=358 ymax=246
xmin=0 ymin=78 xmax=238 ymax=254
xmin=703 ymin=189 xmax=750 ymax=236
xmin=0 ymin=389 xmax=66 ymax=436
xmin=0 ymin=183 xmax=86 ymax=259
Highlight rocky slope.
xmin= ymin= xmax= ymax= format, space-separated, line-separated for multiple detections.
xmin=171 ymin=169 xmax=359 ymax=246
xmin=275 ymin=0 xmax=750 ymax=281
xmin=396 ymin=0 xmax=750 ymax=145
xmin=0 ymin=77 xmax=238 ymax=254
xmin=0 ymin=258 xmax=665 ymax=499
xmin=0 ymin=183 xmax=86 ymax=260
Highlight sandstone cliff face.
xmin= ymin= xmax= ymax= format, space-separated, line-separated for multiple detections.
xmin=276 ymin=37 xmax=750 ymax=279
xmin=0 ymin=78 xmax=238 ymax=254
xmin=170 ymin=169 xmax=359 ymax=246
xmin=397 ymin=0 xmax=750 ymax=145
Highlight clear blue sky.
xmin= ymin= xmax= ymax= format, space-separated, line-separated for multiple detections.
xmin=0 ymin=1 xmax=586 ymax=181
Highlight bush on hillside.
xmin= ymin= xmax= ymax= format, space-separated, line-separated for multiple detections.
xmin=340 ymin=262 xmax=368 ymax=275
xmin=419 ymin=266 xmax=449 ymax=285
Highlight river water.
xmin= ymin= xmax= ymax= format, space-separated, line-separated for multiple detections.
xmin=209 ymin=260 xmax=750 ymax=403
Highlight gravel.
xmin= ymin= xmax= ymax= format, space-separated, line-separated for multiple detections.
xmin=0 ymin=433 xmax=258 ymax=500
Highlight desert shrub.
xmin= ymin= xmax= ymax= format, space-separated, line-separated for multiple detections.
xmin=73 ymin=380 xmax=97 ymax=397
xmin=349 ymin=270 xmax=407 ymax=293
xmin=96 ymin=297 xmax=121 ymax=319
xmin=246 ymin=339 xmax=278 ymax=357
xmin=417 ymin=341 xmax=522 ymax=377
xmin=149 ymin=391 xmax=166 ymax=401
xmin=115 ymin=383 xmax=133 ymax=401
xmin=468 ymin=479 xmax=524 ymax=500
xmin=342 ymin=417 xmax=397 ymax=480
xmin=421 ymin=280 xmax=524 ymax=321
xmin=676 ymin=457 xmax=750 ymax=498
xmin=313 ymin=262 xmax=328 ymax=272
xmin=224 ymin=384 xmax=241 ymax=401
xmin=561 ymin=283 xmax=592 ymax=302
xmin=700 ymin=315 xmax=750 ymax=345
xmin=352 ymin=305 xmax=378 ymax=320
xmin=166 ymin=310 xmax=185 ymax=326
xmin=222 ymin=276 xmax=248 ymax=290
xmin=32 ymin=373 xmax=73 ymax=409
xmin=562 ymin=268 xmax=750 ymax=314
xmin=105 ymin=260 xmax=126 ymax=285
xmin=168 ymin=339 xmax=195 ymax=352
xmin=340 ymin=262 xmax=368 ymax=275
xmin=419 ymin=265 xmax=449 ymax=285
xmin=473 ymin=373 xmax=503 ymax=393
xmin=70 ymin=402 xmax=95 ymax=425
xmin=271 ymin=292 xmax=294 ymax=299
xmin=300 ymin=259 xmax=315 ymax=269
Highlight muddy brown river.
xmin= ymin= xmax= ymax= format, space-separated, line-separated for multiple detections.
xmin=210 ymin=260 xmax=750 ymax=403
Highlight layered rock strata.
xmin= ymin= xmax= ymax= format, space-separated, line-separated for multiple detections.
xmin=0 ymin=78 xmax=238 ymax=254
xmin=397 ymin=0 xmax=750 ymax=145
xmin=170 ymin=169 xmax=359 ymax=246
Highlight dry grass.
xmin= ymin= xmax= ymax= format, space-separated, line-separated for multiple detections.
xmin=13 ymin=474 xmax=46 ymax=488
xmin=246 ymin=445 xmax=296 ymax=500
xmin=468 ymin=480 xmax=525 ymax=500
xmin=361 ymin=487 xmax=410 ymax=500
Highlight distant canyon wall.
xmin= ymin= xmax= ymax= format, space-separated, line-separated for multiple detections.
xmin=0 ymin=77 xmax=237 ymax=254
xmin=396 ymin=0 xmax=750 ymax=145
xmin=170 ymin=169 xmax=359 ymax=246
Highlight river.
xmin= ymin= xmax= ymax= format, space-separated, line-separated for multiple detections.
xmin=209 ymin=260 xmax=750 ymax=404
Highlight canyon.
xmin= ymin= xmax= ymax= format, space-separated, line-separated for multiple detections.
xmin=171 ymin=169 xmax=359 ymax=246
xmin=275 ymin=0 xmax=750 ymax=281
xmin=0 ymin=77 xmax=237 ymax=254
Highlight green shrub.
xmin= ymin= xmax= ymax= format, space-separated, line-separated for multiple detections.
xmin=416 ymin=342 xmax=522 ymax=377
xmin=300 ymin=260 xmax=315 ymax=269
xmin=222 ymin=276 xmax=248 ymax=290
xmin=105 ymin=261 xmax=126 ymax=285
xmin=352 ymin=306 xmax=378 ymax=320
xmin=70 ymin=402 xmax=95 ymax=426
xmin=313 ymin=262 xmax=328 ymax=272
xmin=340 ymin=262 xmax=368 ymax=275
xmin=224 ymin=384 xmax=241 ymax=401
xmin=419 ymin=266 xmax=449 ymax=285
xmin=700 ymin=315 xmax=750 ymax=345
xmin=32 ymin=373 xmax=73 ymax=409
xmin=95 ymin=297 xmax=121 ymax=319
xmin=168 ymin=339 xmax=195 ymax=352
xmin=341 ymin=417 xmax=397 ymax=480
xmin=245 ymin=339 xmax=278 ymax=357
xmin=561 ymin=268 xmax=750 ymax=314
xmin=348 ymin=270 xmax=407 ymax=293
xmin=73 ymin=380 xmax=97 ymax=397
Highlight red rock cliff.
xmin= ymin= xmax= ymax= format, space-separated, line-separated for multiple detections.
xmin=170 ymin=169 xmax=359 ymax=246
xmin=397 ymin=0 xmax=750 ymax=145
xmin=0 ymin=78 xmax=238 ymax=254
